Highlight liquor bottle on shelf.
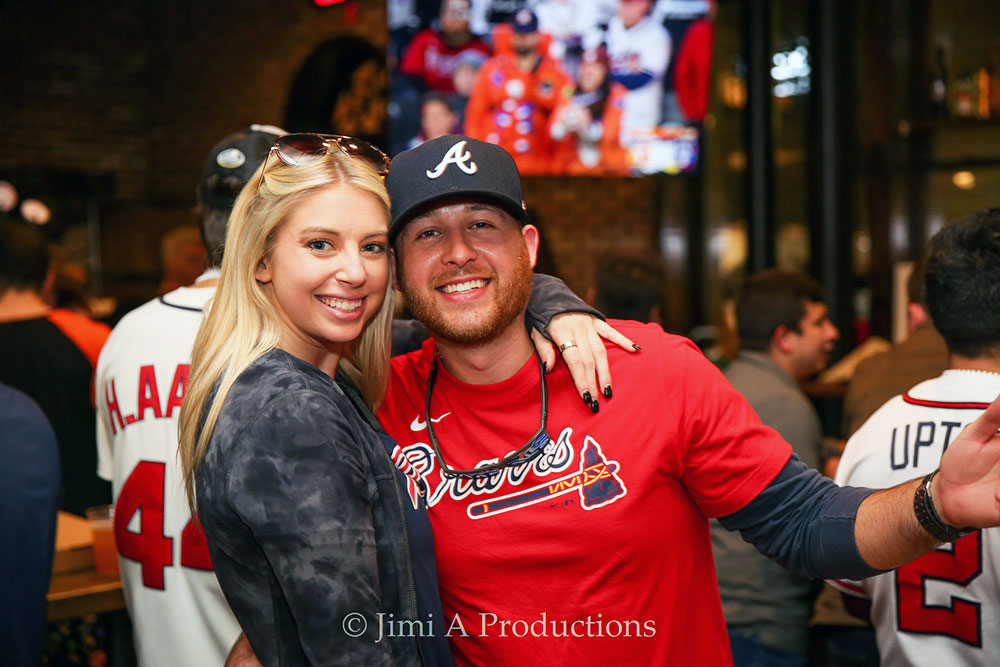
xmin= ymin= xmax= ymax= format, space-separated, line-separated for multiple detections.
xmin=977 ymin=67 xmax=990 ymax=119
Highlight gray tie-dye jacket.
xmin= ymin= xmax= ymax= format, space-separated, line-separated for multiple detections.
xmin=196 ymin=349 xmax=427 ymax=666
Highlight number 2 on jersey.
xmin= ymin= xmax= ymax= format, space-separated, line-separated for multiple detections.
xmin=895 ymin=530 xmax=982 ymax=646
xmin=114 ymin=460 xmax=213 ymax=589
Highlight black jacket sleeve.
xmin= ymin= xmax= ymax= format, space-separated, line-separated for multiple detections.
xmin=718 ymin=455 xmax=886 ymax=581
xmin=525 ymin=273 xmax=604 ymax=338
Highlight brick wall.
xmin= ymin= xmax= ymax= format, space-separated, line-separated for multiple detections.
xmin=0 ymin=1 xmax=151 ymax=200
xmin=523 ymin=176 xmax=660 ymax=294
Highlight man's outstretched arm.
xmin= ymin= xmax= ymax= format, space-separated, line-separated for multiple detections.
xmin=855 ymin=392 xmax=1000 ymax=569
xmin=722 ymin=392 xmax=1000 ymax=577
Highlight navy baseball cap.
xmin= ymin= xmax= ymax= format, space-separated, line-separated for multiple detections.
xmin=386 ymin=135 xmax=528 ymax=243
xmin=198 ymin=124 xmax=284 ymax=210
xmin=512 ymin=8 xmax=539 ymax=33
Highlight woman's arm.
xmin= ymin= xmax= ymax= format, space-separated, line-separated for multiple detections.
xmin=226 ymin=391 xmax=393 ymax=666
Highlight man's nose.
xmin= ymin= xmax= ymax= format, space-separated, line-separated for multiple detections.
xmin=442 ymin=233 xmax=477 ymax=267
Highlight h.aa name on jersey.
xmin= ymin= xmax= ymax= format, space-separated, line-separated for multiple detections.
xmin=102 ymin=363 xmax=189 ymax=435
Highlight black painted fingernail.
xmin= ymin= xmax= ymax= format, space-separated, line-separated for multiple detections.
xmin=590 ymin=399 xmax=599 ymax=413
xmin=583 ymin=391 xmax=592 ymax=405
xmin=632 ymin=344 xmax=642 ymax=351
xmin=543 ymin=361 xmax=549 ymax=372
xmin=603 ymin=385 xmax=612 ymax=399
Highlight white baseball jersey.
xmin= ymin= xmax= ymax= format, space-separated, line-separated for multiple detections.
xmin=606 ymin=14 xmax=671 ymax=143
xmin=96 ymin=278 xmax=241 ymax=667
xmin=832 ymin=370 xmax=1000 ymax=667
xmin=533 ymin=0 xmax=611 ymax=56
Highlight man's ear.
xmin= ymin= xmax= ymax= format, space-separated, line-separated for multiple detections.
xmin=41 ymin=268 xmax=57 ymax=302
xmin=907 ymin=302 xmax=929 ymax=333
xmin=255 ymin=260 xmax=271 ymax=284
xmin=522 ymin=224 xmax=540 ymax=269
xmin=772 ymin=324 xmax=795 ymax=355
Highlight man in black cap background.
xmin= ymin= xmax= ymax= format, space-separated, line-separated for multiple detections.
xmin=94 ymin=125 xmax=283 ymax=667
xmin=375 ymin=134 xmax=1000 ymax=666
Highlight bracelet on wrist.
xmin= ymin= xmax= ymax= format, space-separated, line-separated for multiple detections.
xmin=913 ymin=470 xmax=976 ymax=543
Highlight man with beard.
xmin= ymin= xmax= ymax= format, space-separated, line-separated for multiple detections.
xmin=399 ymin=0 xmax=492 ymax=95
xmin=464 ymin=9 xmax=572 ymax=174
xmin=376 ymin=135 xmax=1000 ymax=666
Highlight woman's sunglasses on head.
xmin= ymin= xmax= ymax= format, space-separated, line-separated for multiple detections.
xmin=258 ymin=133 xmax=390 ymax=188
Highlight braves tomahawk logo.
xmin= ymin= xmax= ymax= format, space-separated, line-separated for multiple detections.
xmin=467 ymin=436 xmax=625 ymax=519
xmin=392 ymin=427 xmax=627 ymax=519
xmin=425 ymin=140 xmax=478 ymax=179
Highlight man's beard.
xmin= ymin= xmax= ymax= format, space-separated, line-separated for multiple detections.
xmin=401 ymin=246 xmax=533 ymax=346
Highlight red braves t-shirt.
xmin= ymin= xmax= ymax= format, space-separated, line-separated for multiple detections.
xmin=379 ymin=321 xmax=792 ymax=666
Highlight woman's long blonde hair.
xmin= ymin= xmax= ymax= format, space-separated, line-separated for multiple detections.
xmin=178 ymin=147 xmax=394 ymax=510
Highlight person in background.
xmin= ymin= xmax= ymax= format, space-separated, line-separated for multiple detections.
xmin=395 ymin=0 xmax=493 ymax=156
xmin=607 ymin=0 xmax=671 ymax=145
xmin=451 ymin=49 xmax=488 ymax=130
xmin=409 ymin=92 xmax=461 ymax=148
xmin=833 ymin=208 xmax=1000 ymax=665
xmin=464 ymin=8 xmax=573 ymax=174
xmin=842 ymin=259 xmax=949 ymax=439
xmin=711 ymin=269 xmax=839 ymax=666
xmin=399 ymin=0 xmax=492 ymax=95
xmin=533 ymin=0 xmax=613 ymax=69
xmin=0 ymin=216 xmax=110 ymax=516
xmin=158 ymin=226 xmax=206 ymax=295
xmin=0 ymin=216 xmax=115 ymax=664
xmin=0 ymin=383 xmax=60 ymax=667
xmin=388 ymin=0 xmax=441 ymax=66
xmin=588 ymin=251 xmax=664 ymax=322
xmin=94 ymin=127 xmax=282 ymax=667
xmin=671 ymin=0 xmax=715 ymax=123
xmin=549 ymin=45 xmax=629 ymax=175
xmin=812 ymin=259 xmax=948 ymax=667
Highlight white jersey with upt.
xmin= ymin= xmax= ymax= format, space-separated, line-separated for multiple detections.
xmin=96 ymin=280 xmax=241 ymax=667
xmin=832 ymin=370 xmax=1000 ymax=667
xmin=606 ymin=14 xmax=671 ymax=143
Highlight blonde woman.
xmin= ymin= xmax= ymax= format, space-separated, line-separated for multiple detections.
xmin=179 ymin=134 xmax=624 ymax=666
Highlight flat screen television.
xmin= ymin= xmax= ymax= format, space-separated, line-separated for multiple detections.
xmin=388 ymin=0 xmax=714 ymax=176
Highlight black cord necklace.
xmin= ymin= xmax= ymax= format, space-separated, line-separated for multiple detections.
xmin=424 ymin=349 xmax=551 ymax=479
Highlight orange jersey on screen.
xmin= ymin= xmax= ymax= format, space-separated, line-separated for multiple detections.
xmin=464 ymin=34 xmax=572 ymax=175
xmin=549 ymin=82 xmax=629 ymax=176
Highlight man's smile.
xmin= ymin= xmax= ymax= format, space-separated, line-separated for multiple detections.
xmin=437 ymin=278 xmax=491 ymax=295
